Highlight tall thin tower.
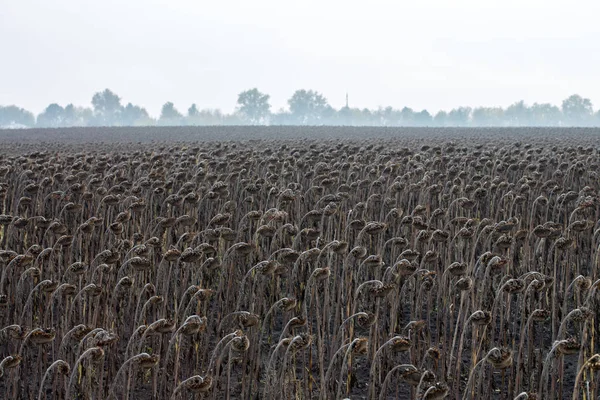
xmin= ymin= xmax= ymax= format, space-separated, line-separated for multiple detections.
xmin=345 ymin=93 xmax=349 ymax=108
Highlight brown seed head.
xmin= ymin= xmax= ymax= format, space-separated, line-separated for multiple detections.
xmin=356 ymin=312 xmax=377 ymax=329
xmin=503 ymin=278 xmax=526 ymax=294
xmin=181 ymin=248 xmax=202 ymax=263
xmin=94 ymin=330 xmax=119 ymax=347
xmin=423 ymin=381 xmax=450 ymax=399
xmin=181 ymin=315 xmax=207 ymax=335
xmin=277 ymin=298 xmax=297 ymax=312
xmin=390 ymin=336 xmax=412 ymax=352
xmin=350 ymin=246 xmax=368 ymax=259
xmin=486 ymin=347 xmax=513 ymax=369
xmin=455 ymin=277 xmax=473 ymax=291
xmin=556 ymin=337 xmax=581 ymax=355
xmin=1 ymin=355 xmax=22 ymax=369
xmin=238 ymin=313 xmax=260 ymax=328
xmin=130 ymin=257 xmax=152 ymax=271
xmin=470 ymin=310 xmax=492 ymax=326
xmin=447 ymin=262 xmax=467 ymax=276
xmin=230 ymin=335 xmax=250 ymax=352
xmin=137 ymin=353 xmax=160 ymax=368
xmin=29 ymin=328 xmax=56 ymax=344
xmin=531 ymin=309 xmax=550 ymax=322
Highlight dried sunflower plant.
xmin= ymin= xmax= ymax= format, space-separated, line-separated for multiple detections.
xmin=0 ymin=131 xmax=598 ymax=399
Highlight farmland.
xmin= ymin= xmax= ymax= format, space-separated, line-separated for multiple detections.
xmin=0 ymin=126 xmax=599 ymax=399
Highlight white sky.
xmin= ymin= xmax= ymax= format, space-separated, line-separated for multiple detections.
xmin=2 ymin=0 xmax=600 ymax=116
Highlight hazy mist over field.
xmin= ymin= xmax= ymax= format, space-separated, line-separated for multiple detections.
xmin=2 ymin=1 xmax=600 ymax=126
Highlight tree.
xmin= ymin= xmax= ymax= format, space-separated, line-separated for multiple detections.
xmin=158 ymin=102 xmax=183 ymax=125
xmin=221 ymin=112 xmax=244 ymax=125
xmin=288 ymin=89 xmax=330 ymax=124
xmin=0 ymin=105 xmax=35 ymax=127
xmin=399 ymin=107 xmax=415 ymax=125
xmin=376 ymin=106 xmax=407 ymax=126
xmin=321 ymin=105 xmax=336 ymax=124
xmin=77 ymin=107 xmax=94 ymax=126
xmin=336 ymin=106 xmax=365 ymax=126
xmin=505 ymin=101 xmax=530 ymax=126
xmin=122 ymin=103 xmax=151 ymax=126
xmin=561 ymin=94 xmax=593 ymax=125
xmin=336 ymin=105 xmax=353 ymax=125
xmin=414 ymin=110 xmax=433 ymax=126
xmin=471 ymin=107 xmax=504 ymax=126
xmin=62 ymin=104 xmax=93 ymax=126
xmin=270 ymin=109 xmax=293 ymax=125
xmin=91 ymin=89 xmax=123 ymax=125
xmin=433 ymin=111 xmax=448 ymax=126
xmin=446 ymin=107 xmax=472 ymax=126
xmin=186 ymin=107 xmax=224 ymax=126
xmin=188 ymin=104 xmax=199 ymax=118
xmin=236 ymin=88 xmax=271 ymax=124
xmin=63 ymin=104 xmax=78 ymax=126
xmin=377 ymin=106 xmax=393 ymax=126
xmin=37 ymin=103 xmax=65 ymax=127
xmin=530 ymin=103 xmax=561 ymax=126
xmin=358 ymin=108 xmax=375 ymax=125
xmin=186 ymin=104 xmax=200 ymax=125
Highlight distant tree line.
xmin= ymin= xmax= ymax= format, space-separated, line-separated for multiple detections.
xmin=1 ymin=88 xmax=600 ymax=128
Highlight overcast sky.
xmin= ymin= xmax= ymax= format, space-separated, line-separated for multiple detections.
xmin=2 ymin=0 xmax=600 ymax=116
